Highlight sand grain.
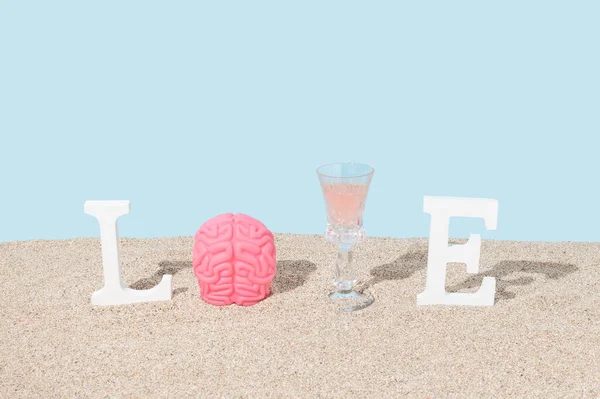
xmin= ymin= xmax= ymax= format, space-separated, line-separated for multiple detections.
xmin=0 ymin=235 xmax=599 ymax=398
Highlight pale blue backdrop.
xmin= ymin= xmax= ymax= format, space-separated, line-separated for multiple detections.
xmin=1 ymin=1 xmax=599 ymax=243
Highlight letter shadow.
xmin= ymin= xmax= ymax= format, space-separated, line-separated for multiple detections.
xmin=130 ymin=260 xmax=192 ymax=296
xmin=271 ymin=260 xmax=318 ymax=295
xmin=446 ymin=260 xmax=578 ymax=301
xmin=360 ymin=250 xmax=578 ymax=303
xmin=360 ymin=249 xmax=429 ymax=291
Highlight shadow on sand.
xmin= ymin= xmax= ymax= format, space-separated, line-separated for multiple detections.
xmin=445 ymin=260 xmax=578 ymax=301
xmin=130 ymin=260 xmax=192 ymax=296
xmin=271 ymin=260 xmax=317 ymax=295
xmin=130 ymin=259 xmax=317 ymax=297
xmin=359 ymin=248 xmax=578 ymax=302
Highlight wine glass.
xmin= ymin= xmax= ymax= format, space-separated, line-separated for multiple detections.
xmin=317 ymin=162 xmax=375 ymax=312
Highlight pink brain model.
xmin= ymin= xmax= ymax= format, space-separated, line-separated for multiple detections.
xmin=192 ymin=213 xmax=277 ymax=306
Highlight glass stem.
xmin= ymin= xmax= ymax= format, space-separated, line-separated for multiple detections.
xmin=335 ymin=248 xmax=355 ymax=292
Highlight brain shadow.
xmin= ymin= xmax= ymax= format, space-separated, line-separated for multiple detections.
xmin=271 ymin=260 xmax=318 ymax=295
xmin=359 ymin=249 xmax=428 ymax=291
xmin=130 ymin=260 xmax=192 ymax=296
xmin=131 ymin=259 xmax=316 ymax=297
xmin=446 ymin=260 xmax=579 ymax=301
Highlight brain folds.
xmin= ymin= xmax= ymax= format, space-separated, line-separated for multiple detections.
xmin=192 ymin=213 xmax=276 ymax=306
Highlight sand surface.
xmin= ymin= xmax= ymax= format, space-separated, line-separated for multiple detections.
xmin=1 ymin=234 xmax=599 ymax=398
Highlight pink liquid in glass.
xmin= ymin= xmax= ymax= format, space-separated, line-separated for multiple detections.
xmin=322 ymin=182 xmax=369 ymax=227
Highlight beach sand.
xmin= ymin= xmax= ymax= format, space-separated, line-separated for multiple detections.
xmin=1 ymin=234 xmax=599 ymax=398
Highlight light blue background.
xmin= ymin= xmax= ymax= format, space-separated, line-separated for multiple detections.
xmin=1 ymin=1 xmax=599 ymax=243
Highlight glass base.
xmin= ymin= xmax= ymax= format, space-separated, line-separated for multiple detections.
xmin=329 ymin=290 xmax=374 ymax=312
